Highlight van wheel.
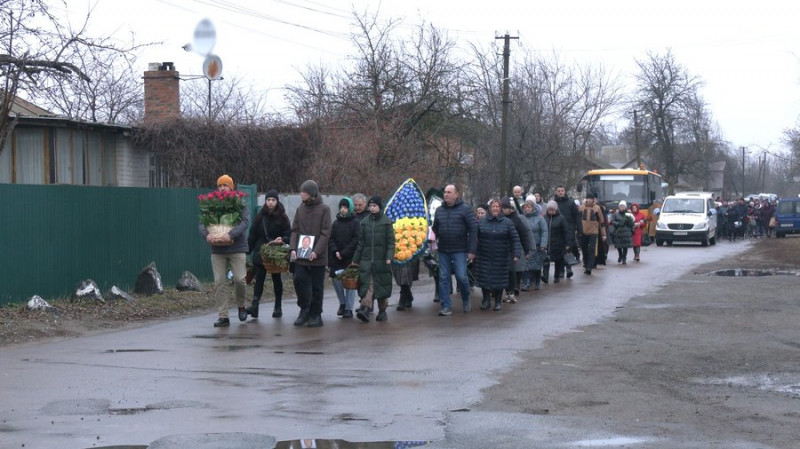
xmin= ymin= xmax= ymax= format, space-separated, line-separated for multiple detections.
xmin=701 ymin=234 xmax=709 ymax=247
xmin=666 ymin=240 xmax=673 ymax=246
xmin=656 ymin=239 xmax=664 ymax=247
xmin=710 ymin=235 xmax=716 ymax=245
xmin=776 ymin=232 xmax=784 ymax=238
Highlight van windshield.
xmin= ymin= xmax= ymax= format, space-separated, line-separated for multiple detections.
xmin=662 ymin=198 xmax=705 ymax=213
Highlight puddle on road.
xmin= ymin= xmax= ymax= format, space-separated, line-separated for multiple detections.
xmin=705 ymin=268 xmax=798 ymax=277
xmin=695 ymin=373 xmax=800 ymax=398
xmin=90 ymin=440 xmax=428 ymax=449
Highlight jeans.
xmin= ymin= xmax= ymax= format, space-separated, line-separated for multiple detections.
xmin=438 ymin=251 xmax=470 ymax=309
xmin=332 ymin=278 xmax=356 ymax=311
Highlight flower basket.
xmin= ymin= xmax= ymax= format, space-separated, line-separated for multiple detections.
xmin=198 ymin=189 xmax=248 ymax=246
xmin=336 ymin=266 xmax=360 ymax=290
xmin=207 ymin=224 xmax=234 ymax=246
xmin=260 ymin=243 xmax=290 ymax=273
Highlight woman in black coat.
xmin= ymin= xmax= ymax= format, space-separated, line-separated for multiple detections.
xmin=543 ymin=200 xmax=569 ymax=283
xmin=247 ymin=190 xmax=291 ymax=318
xmin=476 ymin=198 xmax=521 ymax=311
xmin=329 ymin=197 xmax=361 ymax=318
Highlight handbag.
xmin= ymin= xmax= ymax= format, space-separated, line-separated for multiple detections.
xmin=563 ymin=252 xmax=579 ymax=266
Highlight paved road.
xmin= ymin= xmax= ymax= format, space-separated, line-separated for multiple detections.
xmin=0 ymin=242 xmax=748 ymax=448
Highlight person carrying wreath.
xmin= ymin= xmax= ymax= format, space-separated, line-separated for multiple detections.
xmin=247 ymin=189 xmax=291 ymax=319
xmin=329 ymin=197 xmax=360 ymax=319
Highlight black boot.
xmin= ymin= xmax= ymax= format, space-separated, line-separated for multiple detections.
xmin=238 ymin=307 xmax=248 ymax=321
xmin=493 ymin=298 xmax=502 ymax=311
xmin=480 ymin=290 xmax=491 ymax=310
xmin=533 ymin=271 xmax=541 ymax=290
xmin=293 ymin=308 xmax=309 ymax=326
xmin=247 ymin=298 xmax=260 ymax=318
xmin=541 ymin=263 xmax=550 ymax=284
xmin=273 ymin=292 xmax=282 ymax=318
xmin=306 ymin=314 xmax=324 ymax=327
xmin=376 ymin=309 xmax=388 ymax=321
xmin=337 ymin=304 xmax=345 ymax=316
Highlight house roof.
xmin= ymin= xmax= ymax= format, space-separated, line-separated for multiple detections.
xmin=8 ymin=96 xmax=56 ymax=117
xmin=7 ymin=95 xmax=132 ymax=132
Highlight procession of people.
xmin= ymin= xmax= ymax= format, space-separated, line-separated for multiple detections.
xmin=200 ymin=175 xmax=660 ymax=328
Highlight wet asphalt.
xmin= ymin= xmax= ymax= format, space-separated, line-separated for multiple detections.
xmin=0 ymin=241 xmax=751 ymax=448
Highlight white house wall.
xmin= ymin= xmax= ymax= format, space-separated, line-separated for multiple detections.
xmin=115 ymin=136 xmax=150 ymax=187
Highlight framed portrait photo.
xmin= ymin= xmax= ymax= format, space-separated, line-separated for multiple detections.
xmin=297 ymin=234 xmax=315 ymax=260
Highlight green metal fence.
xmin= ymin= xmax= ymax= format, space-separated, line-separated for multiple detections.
xmin=0 ymin=184 xmax=257 ymax=305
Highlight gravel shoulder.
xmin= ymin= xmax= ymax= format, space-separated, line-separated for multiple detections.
xmin=477 ymin=236 xmax=800 ymax=447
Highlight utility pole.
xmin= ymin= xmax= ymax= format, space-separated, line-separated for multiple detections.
xmin=633 ymin=110 xmax=641 ymax=168
xmin=741 ymin=146 xmax=746 ymax=197
xmin=496 ymin=33 xmax=518 ymax=196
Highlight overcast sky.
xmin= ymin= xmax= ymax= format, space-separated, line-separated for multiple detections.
xmin=63 ymin=0 xmax=800 ymax=156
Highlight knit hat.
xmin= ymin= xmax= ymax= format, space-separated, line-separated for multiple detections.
xmin=216 ymin=174 xmax=234 ymax=189
xmin=368 ymin=195 xmax=383 ymax=210
xmin=618 ymin=200 xmax=628 ymax=209
xmin=265 ymin=189 xmax=279 ymax=200
xmin=300 ymin=180 xmax=319 ymax=197
xmin=339 ymin=198 xmax=350 ymax=209
xmin=500 ymin=197 xmax=514 ymax=209
xmin=526 ymin=194 xmax=536 ymax=203
xmin=585 ymin=192 xmax=595 ymax=199
xmin=546 ymin=200 xmax=558 ymax=211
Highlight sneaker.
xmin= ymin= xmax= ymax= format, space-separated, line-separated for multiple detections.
xmin=463 ymin=301 xmax=471 ymax=313
xmin=433 ymin=297 xmax=441 ymax=303
xmin=376 ymin=310 xmax=388 ymax=321
xmin=356 ymin=306 xmax=370 ymax=322
xmin=503 ymin=294 xmax=516 ymax=303
xmin=584 ymin=269 xmax=592 ymax=275
xmin=566 ymin=268 xmax=574 ymax=279
xmin=438 ymin=307 xmax=452 ymax=316
xmin=342 ymin=309 xmax=353 ymax=318
xmin=238 ymin=307 xmax=248 ymax=322
xmin=520 ymin=283 xmax=531 ymax=291
xmin=213 ymin=317 xmax=230 ymax=327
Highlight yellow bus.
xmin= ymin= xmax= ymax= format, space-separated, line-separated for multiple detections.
xmin=576 ymin=168 xmax=667 ymax=212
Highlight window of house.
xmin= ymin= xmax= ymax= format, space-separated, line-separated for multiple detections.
xmin=72 ymin=132 xmax=86 ymax=184
xmin=16 ymin=129 xmax=45 ymax=184
xmin=87 ymin=133 xmax=103 ymax=186
xmin=149 ymin=154 xmax=168 ymax=187
xmin=0 ymin=139 xmax=11 ymax=183
xmin=54 ymin=128 xmax=73 ymax=184
xmin=102 ymin=134 xmax=117 ymax=186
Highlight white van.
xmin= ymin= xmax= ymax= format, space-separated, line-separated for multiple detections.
xmin=655 ymin=192 xmax=717 ymax=246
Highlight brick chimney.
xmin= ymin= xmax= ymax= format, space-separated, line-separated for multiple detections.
xmin=143 ymin=62 xmax=179 ymax=123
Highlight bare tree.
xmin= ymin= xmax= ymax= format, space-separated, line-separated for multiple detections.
xmin=180 ymin=76 xmax=274 ymax=125
xmin=1 ymin=0 xmax=145 ymax=153
xmin=633 ymin=50 xmax=706 ymax=193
